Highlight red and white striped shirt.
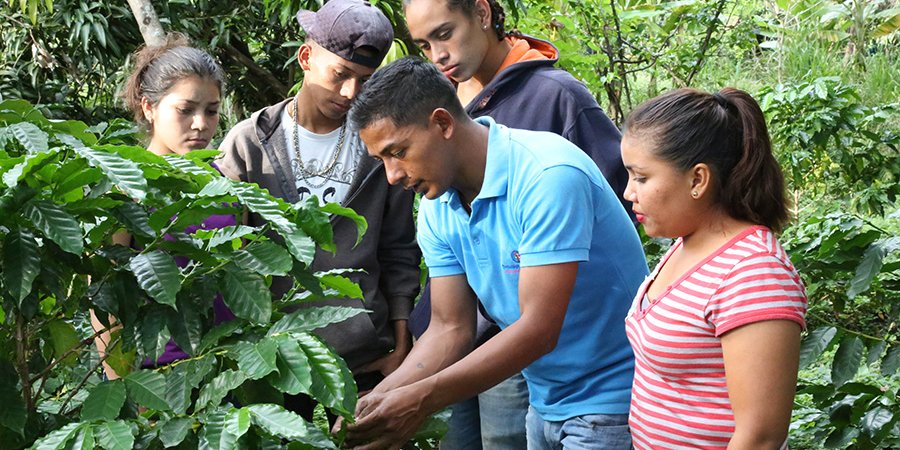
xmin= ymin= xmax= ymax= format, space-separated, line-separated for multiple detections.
xmin=626 ymin=226 xmax=807 ymax=449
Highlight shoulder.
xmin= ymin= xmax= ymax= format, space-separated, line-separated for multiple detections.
xmin=511 ymin=65 xmax=598 ymax=105
xmin=506 ymin=128 xmax=599 ymax=177
xmin=709 ymin=227 xmax=805 ymax=300
xmin=725 ymin=228 xmax=796 ymax=272
xmin=222 ymin=117 xmax=257 ymax=143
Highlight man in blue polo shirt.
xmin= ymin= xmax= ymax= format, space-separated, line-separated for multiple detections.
xmin=343 ymin=57 xmax=648 ymax=449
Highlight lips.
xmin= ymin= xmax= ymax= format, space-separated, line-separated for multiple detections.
xmin=406 ymin=181 xmax=425 ymax=194
xmin=186 ymin=138 xmax=210 ymax=148
xmin=633 ymin=211 xmax=645 ymax=223
xmin=441 ymin=64 xmax=458 ymax=79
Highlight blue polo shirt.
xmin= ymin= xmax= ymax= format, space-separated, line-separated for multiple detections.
xmin=417 ymin=117 xmax=648 ymax=420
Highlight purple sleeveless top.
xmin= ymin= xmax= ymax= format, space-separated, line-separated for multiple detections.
xmin=144 ymin=167 xmax=237 ymax=367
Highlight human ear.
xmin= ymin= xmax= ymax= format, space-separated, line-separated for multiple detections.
xmin=690 ymin=163 xmax=712 ymax=199
xmin=140 ymin=97 xmax=154 ymax=126
xmin=298 ymin=44 xmax=313 ymax=71
xmin=474 ymin=0 xmax=491 ymax=28
xmin=430 ymin=108 xmax=455 ymax=139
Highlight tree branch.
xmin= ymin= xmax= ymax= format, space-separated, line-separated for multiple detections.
xmin=222 ymin=43 xmax=290 ymax=98
xmin=126 ymin=0 xmax=166 ymax=47
xmin=685 ymin=0 xmax=729 ymax=86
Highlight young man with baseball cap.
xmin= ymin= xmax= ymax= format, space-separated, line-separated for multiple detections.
xmin=218 ymin=0 xmax=421 ymax=419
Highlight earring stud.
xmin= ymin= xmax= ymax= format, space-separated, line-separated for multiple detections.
xmin=691 ymin=191 xmax=699 ymax=198
xmin=483 ymin=25 xmax=488 ymax=30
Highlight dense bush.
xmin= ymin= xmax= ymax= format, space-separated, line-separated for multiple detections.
xmin=0 ymin=99 xmax=370 ymax=449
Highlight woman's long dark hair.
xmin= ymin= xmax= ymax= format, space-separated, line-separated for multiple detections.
xmin=624 ymin=88 xmax=790 ymax=232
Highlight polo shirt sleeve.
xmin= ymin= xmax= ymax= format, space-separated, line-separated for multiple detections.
xmin=516 ymin=165 xmax=594 ymax=267
xmin=416 ymin=200 xmax=465 ymax=278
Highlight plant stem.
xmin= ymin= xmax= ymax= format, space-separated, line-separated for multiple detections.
xmin=15 ymin=312 xmax=35 ymax=413
xmin=29 ymin=326 xmax=109 ymax=384
xmin=808 ymin=311 xmax=895 ymax=343
xmin=59 ymin=344 xmax=113 ymax=415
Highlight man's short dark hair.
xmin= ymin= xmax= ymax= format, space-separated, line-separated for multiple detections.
xmin=350 ymin=56 xmax=466 ymax=130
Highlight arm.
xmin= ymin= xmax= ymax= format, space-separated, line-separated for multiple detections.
xmin=368 ymin=274 xmax=478 ymax=394
xmin=722 ymin=320 xmax=802 ymax=449
xmin=346 ymin=262 xmax=578 ymax=449
xmin=376 ymin=183 xmax=421 ymax=332
xmin=90 ymin=230 xmax=131 ymax=380
xmin=216 ymin=121 xmax=251 ymax=183
xmin=355 ymin=319 xmax=412 ymax=378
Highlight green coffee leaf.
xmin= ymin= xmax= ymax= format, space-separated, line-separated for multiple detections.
xmin=81 ymin=380 xmax=126 ymax=422
xmin=130 ymin=250 xmax=181 ymax=307
xmin=267 ymin=335 xmax=312 ymax=395
xmin=94 ymin=420 xmax=134 ymax=450
xmin=247 ymin=404 xmax=335 ymax=449
xmin=24 ymin=199 xmax=83 ymax=254
xmin=799 ymin=326 xmax=837 ymax=369
xmin=233 ymin=241 xmax=292 ymax=276
xmin=2 ymin=228 xmax=41 ymax=304
xmin=222 ymin=266 xmax=271 ymax=324
xmin=124 ymin=370 xmax=171 ymax=411
xmin=75 ymin=146 xmax=148 ymax=201
xmin=832 ymin=335 xmax=864 ymax=387
xmin=158 ymin=417 xmax=193 ymax=448
xmin=196 ymin=370 xmax=247 ymax=411
xmin=268 ymin=306 xmax=366 ymax=336
xmin=296 ymin=332 xmax=356 ymax=416
xmin=229 ymin=338 xmax=278 ymax=380
xmin=198 ymin=409 xmax=238 ymax=450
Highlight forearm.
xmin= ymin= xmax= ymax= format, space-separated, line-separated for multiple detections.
xmin=413 ymin=314 xmax=556 ymax=415
xmin=89 ymin=309 xmax=121 ymax=380
xmin=392 ymin=319 xmax=412 ymax=354
xmin=372 ymin=320 xmax=472 ymax=394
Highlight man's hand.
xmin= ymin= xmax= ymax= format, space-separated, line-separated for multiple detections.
xmin=343 ymin=384 xmax=431 ymax=450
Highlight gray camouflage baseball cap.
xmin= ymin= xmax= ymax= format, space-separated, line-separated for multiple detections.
xmin=296 ymin=0 xmax=394 ymax=69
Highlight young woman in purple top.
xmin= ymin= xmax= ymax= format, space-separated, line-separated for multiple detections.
xmin=91 ymin=34 xmax=234 ymax=377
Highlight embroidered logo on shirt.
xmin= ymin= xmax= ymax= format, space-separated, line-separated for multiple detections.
xmin=502 ymin=250 xmax=521 ymax=274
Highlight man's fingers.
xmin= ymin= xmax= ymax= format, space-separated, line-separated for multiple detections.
xmin=353 ymin=393 xmax=382 ymax=419
xmin=330 ymin=415 xmax=345 ymax=435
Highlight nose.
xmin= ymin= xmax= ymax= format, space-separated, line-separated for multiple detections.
xmin=623 ymin=179 xmax=637 ymax=203
xmin=192 ymin=113 xmax=207 ymax=131
xmin=382 ymin=158 xmax=405 ymax=186
xmin=432 ymin=44 xmax=449 ymax=65
xmin=340 ymin=78 xmax=362 ymax=100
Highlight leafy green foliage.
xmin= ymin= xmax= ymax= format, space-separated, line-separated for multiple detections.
xmin=0 ymin=100 xmax=368 ymax=449
xmin=760 ymin=77 xmax=899 ymax=216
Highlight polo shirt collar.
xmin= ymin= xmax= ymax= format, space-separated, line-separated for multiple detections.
xmin=438 ymin=116 xmax=510 ymax=206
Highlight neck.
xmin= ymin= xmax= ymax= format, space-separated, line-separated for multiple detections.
xmin=470 ymin=36 xmax=512 ymax=89
xmin=293 ymin=91 xmax=344 ymax=134
xmin=451 ymin=119 xmax=490 ymax=204
xmin=146 ymin=140 xmax=173 ymax=156
xmin=681 ymin=208 xmax=756 ymax=254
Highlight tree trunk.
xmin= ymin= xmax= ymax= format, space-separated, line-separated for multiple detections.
xmin=126 ymin=0 xmax=166 ymax=47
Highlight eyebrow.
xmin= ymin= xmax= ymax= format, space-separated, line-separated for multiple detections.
xmin=335 ymin=62 xmax=359 ymax=75
xmin=414 ymin=22 xmax=453 ymax=45
xmin=176 ymin=99 xmax=220 ymax=105
xmin=377 ymin=142 xmax=402 ymax=156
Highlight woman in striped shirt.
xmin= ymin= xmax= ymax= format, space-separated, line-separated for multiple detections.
xmin=620 ymin=88 xmax=807 ymax=449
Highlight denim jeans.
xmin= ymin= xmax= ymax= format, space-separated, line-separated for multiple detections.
xmin=439 ymin=372 xmax=530 ymax=450
xmin=525 ymin=407 xmax=631 ymax=450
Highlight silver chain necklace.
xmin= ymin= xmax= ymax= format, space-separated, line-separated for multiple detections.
xmin=290 ymin=95 xmax=347 ymax=189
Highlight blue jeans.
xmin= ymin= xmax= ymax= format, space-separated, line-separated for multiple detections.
xmin=526 ymin=407 xmax=631 ymax=450
xmin=440 ymin=372 xmax=530 ymax=450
